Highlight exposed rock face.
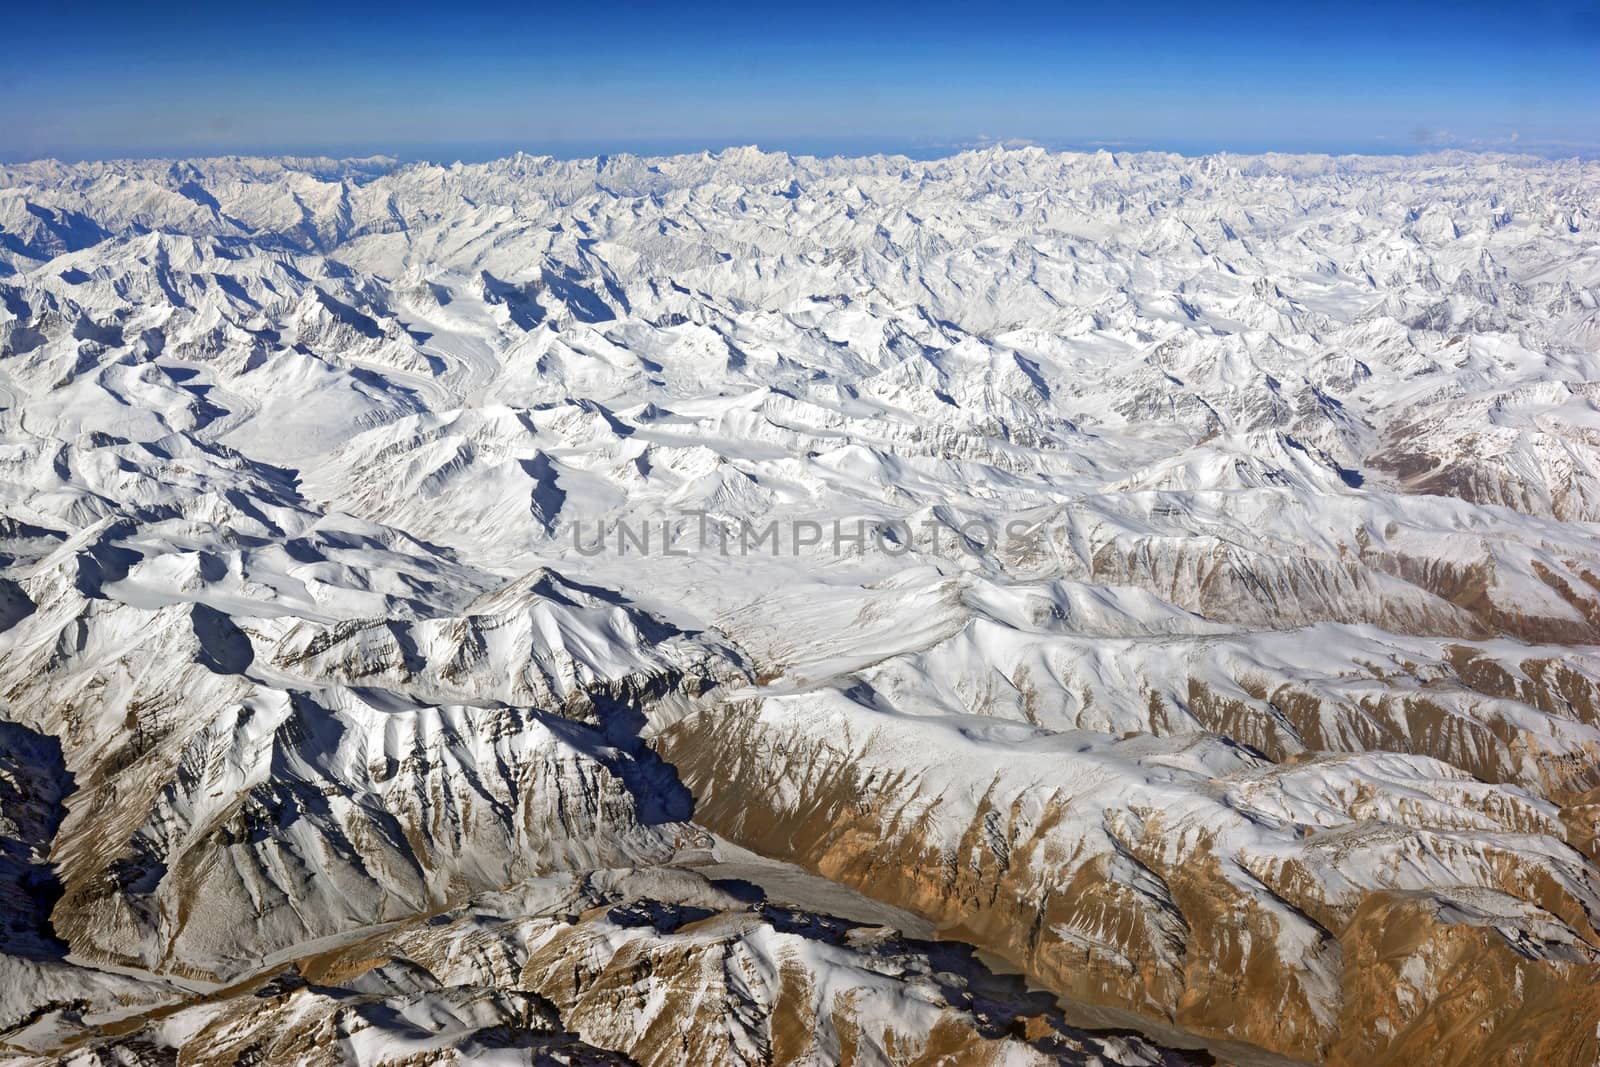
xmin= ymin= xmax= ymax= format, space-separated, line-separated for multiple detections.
xmin=0 ymin=562 xmax=731 ymax=979
xmin=18 ymin=869 xmax=1211 ymax=1067
xmin=1329 ymin=890 xmax=1600 ymax=1067
xmin=3 ymin=147 xmax=1600 ymax=1063
xmin=656 ymin=692 xmax=1600 ymax=1063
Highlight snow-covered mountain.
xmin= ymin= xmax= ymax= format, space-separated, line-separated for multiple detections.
xmin=2 ymin=145 xmax=1599 ymax=1065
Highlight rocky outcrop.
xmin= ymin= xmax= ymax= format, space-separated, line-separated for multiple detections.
xmin=16 ymin=868 xmax=1212 ymax=1066
xmin=657 ymin=689 xmax=1600 ymax=1064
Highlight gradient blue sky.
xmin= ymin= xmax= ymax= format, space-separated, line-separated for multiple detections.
xmin=3 ymin=0 xmax=1598 ymax=161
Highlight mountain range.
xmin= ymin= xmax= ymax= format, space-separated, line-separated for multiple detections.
xmin=2 ymin=145 xmax=1599 ymax=1065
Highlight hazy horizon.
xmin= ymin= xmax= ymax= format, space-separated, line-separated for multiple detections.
xmin=7 ymin=133 xmax=1600 ymax=168
xmin=5 ymin=0 xmax=1597 ymax=163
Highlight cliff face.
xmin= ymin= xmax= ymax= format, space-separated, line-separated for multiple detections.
xmin=4 ymin=148 xmax=1600 ymax=1064
xmin=656 ymin=692 xmax=1600 ymax=1064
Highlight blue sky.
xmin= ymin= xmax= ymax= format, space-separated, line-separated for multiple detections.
xmin=3 ymin=0 xmax=1597 ymax=161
